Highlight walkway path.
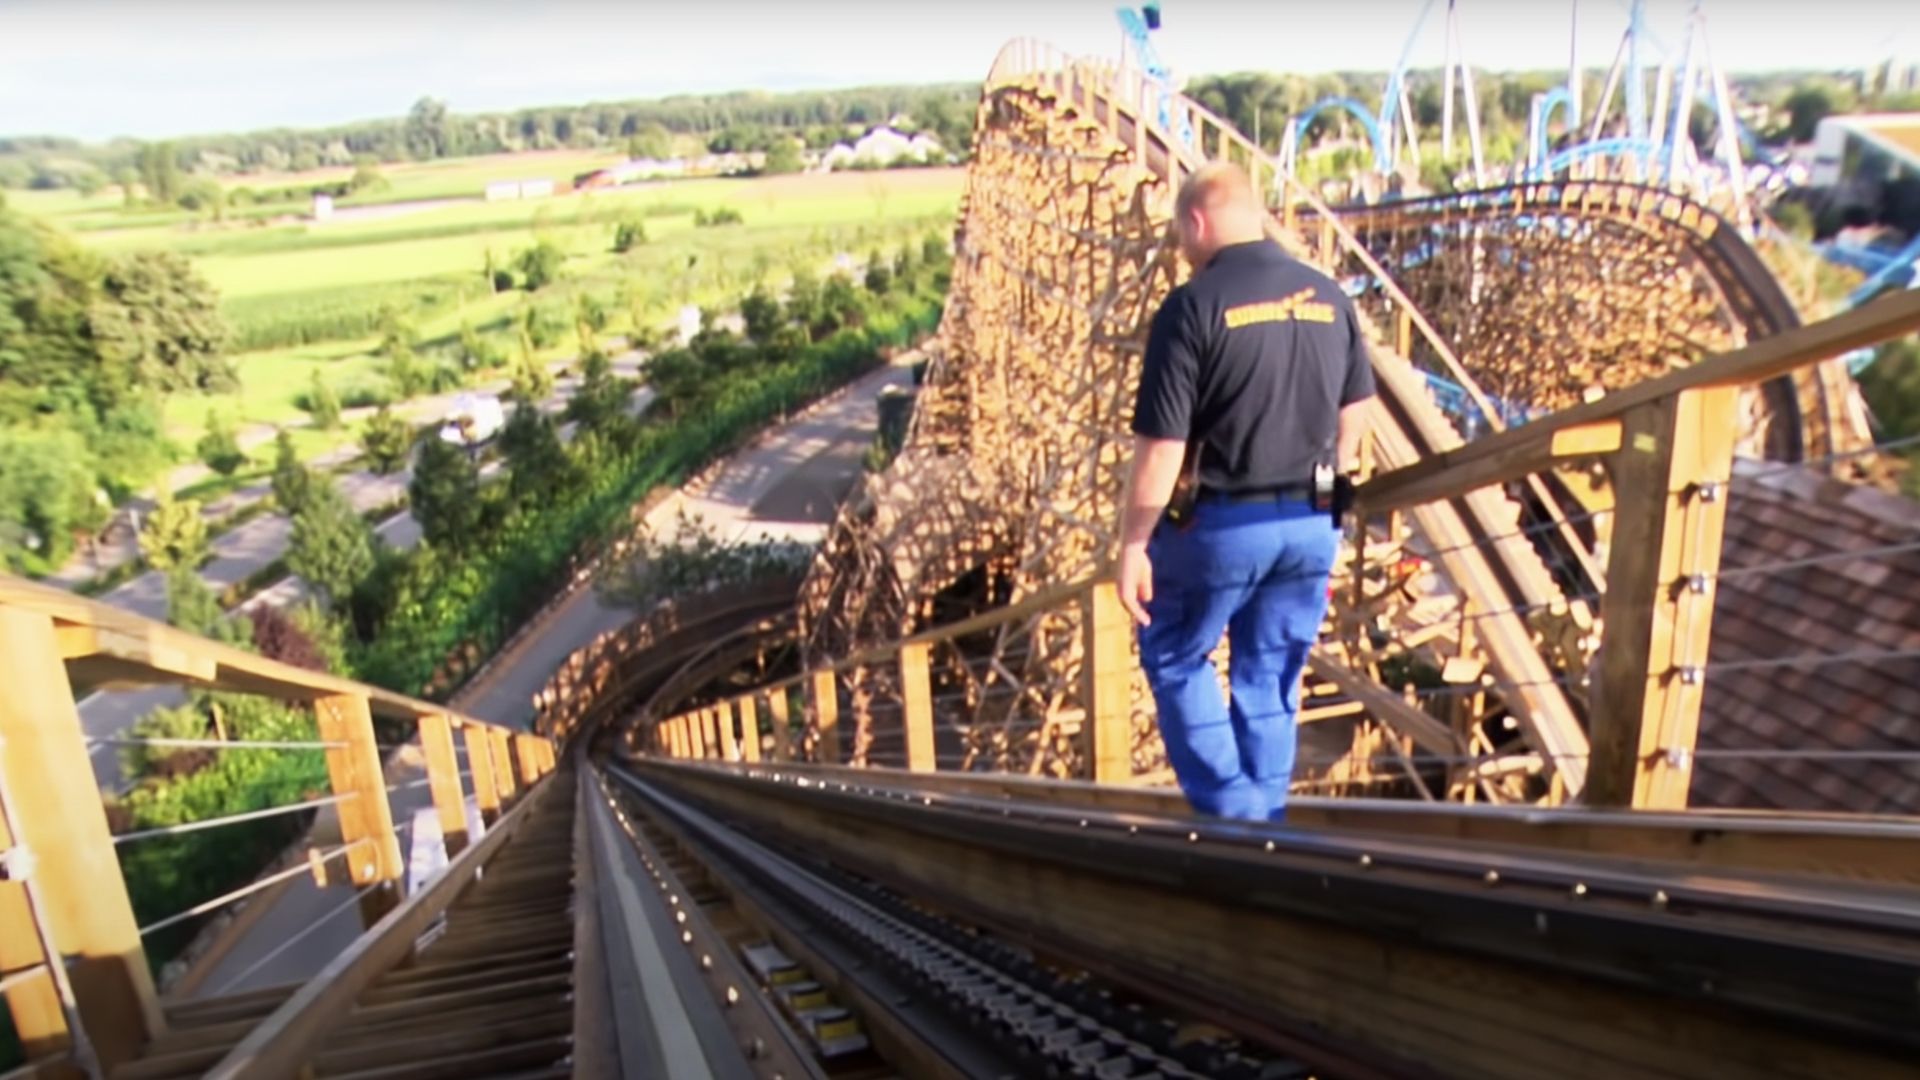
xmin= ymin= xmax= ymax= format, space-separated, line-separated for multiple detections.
xmin=181 ymin=356 xmax=905 ymax=997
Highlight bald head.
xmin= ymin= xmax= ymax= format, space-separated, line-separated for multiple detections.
xmin=1172 ymin=163 xmax=1266 ymax=267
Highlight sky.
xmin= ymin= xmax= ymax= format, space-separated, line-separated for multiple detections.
xmin=0 ymin=0 xmax=1913 ymax=142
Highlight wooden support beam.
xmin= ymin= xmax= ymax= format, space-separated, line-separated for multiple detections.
xmin=738 ymin=697 xmax=761 ymax=763
xmin=899 ymin=643 xmax=935 ymax=773
xmin=462 ymin=724 xmax=499 ymax=825
xmin=767 ymin=691 xmax=792 ymax=763
xmin=314 ymin=694 xmax=403 ymax=929
xmin=1081 ymin=583 xmax=1134 ymax=784
xmin=1587 ymin=386 xmax=1739 ymax=808
xmin=0 ymin=607 xmax=162 ymax=1071
xmin=715 ymin=701 xmax=739 ymax=763
xmin=810 ymin=671 xmax=840 ymax=765
xmin=418 ymin=716 xmax=469 ymax=858
xmin=488 ymin=728 xmax=518 ymax=806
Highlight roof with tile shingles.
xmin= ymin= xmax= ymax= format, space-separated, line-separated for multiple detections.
xmin=1690 ymin=459 xmax=1920 ymax=814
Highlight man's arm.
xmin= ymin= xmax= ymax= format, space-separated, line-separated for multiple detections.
xmin=1337 ymin=399 xmax=1371 ymax=474
xmin=1120 ymin=436 xmax=1188 ymax=548
xmin=1337 ymin=304 xmax=1379 ymax=473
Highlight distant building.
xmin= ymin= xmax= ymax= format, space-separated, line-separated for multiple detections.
xmin=1809 ymin=113 xmax=1920 ymax=236
xmin=817 ymin=127 xmax=944 ymax=171
xmin=484 ymin=179 xmax=557 ymax=202
xmin=577 ymin=158 xmax=686 ymax=190
xmin=311 ymin=193 xmax=334 ymax=221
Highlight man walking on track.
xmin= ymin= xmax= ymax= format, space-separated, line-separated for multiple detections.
xmin=1116 ymin=163 xmax=1376 ymax=822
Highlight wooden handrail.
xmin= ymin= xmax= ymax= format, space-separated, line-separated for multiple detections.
xmin=1358 ymin=289 xmax=1920 ymax=515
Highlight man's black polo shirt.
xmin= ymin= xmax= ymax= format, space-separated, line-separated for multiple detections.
xmin=1131 ymin=239 xmax=1376 ymax=492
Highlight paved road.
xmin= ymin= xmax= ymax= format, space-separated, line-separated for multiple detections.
xmin=183 ymin=358 xmax=905 ymax=997
xmin=78 ymin=357 xmax=650 ymax=789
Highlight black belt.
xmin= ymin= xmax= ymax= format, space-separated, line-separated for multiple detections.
xmin=1199 ymin=482 xmax=1314 ymax=503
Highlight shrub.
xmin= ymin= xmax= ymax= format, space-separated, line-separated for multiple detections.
xmin=305 ymin=372 xmax=342 ymax=430
xmin=138 ymin=493 xmax=209 ymax=571
xmin=516 ymin=241 xmax=564 ymax=291
xmin=195 ymin=412 xmax=246 ymax=476
xmin=613 ymin=219 xmax=648 ymax=252
xmin=693 ymin=206 xmax=744 ymax=227
xmin=270 ymin=429 xmax=315 ymax=515
xmin=359 ymin=404 xmax=413 ymax=475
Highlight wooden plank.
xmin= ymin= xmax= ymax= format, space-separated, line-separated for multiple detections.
xmin=899 ymin=643 xmax=936 ymax=773
xmin=513 ymin=734 xmax=542 ymax=788
xmin=314 ymin=695 xmax=403 ymax=901
xmin=715 ymin=701 xmax=739 ymax=763
xmin=1080 ymin=583 xmax=1134 ymax=783
xmin=1586 ymin=387 xmax=1739 ymax=808
xmin=0 ymin=606 xmax=161 ymax=1071
xmin=419 ymin=716 xmax=469 ymax=858
xmin=489 ymin=728 xmax=518 ymax=805
xmin=1549 ymin=419 xmax=1624 ymax=457
xmin=1361 ymin=291 xmax=1920 ymax=514
xmin=463 ymin=724 xmax=500 ymax=825
xmin=198 ymin=776 xmax=557 ymax=1080
xmin=767 ymin=691 xmax=792 ymax=763
xmin=810 ymin=671 xmax=840 ymax=765
xmin=737 ymin=697 xmax=761 ymax=763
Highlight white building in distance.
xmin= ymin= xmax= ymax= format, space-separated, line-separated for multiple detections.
xmin=818 ymin=127 xmax=944 ymax=171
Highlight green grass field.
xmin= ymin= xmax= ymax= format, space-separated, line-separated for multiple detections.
xmin=16 ymin=157 xmax=964 ymax=457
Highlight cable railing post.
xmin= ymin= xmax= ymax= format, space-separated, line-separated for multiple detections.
xmin=314 ymin=693 xmax=403 ymax=929
xmin=0 ymin=605 xmax=160 ymax=1071
xmin=488 ymin=727 xmax=519 ymax=806
xmin=768 ymin=689 xmax=793 ymax=762
xmin=512 ymin=733 xmax=541 ymax=788
xmin=738 ymin=696 xmax=762 ymax=763
xmin=1587 ymin=385 xmax=1740 ymax=809
xmin=900 ymin=642 xmax=936 ymax=773
xmin=1081 ymin=582 xmax=1135 ymax=783
xmin=462 ymin=723 xmax=501 ymax=825
xmin=419 ymin=715 xmax=469 ymax=858
xmin=810 ymin=670 xmax=841 ymax=764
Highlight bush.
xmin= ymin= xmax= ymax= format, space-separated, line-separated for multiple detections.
xmin=693 ymin=206 xmax=744 ymax=227
xmin=196 ymin=412 xmax=246 ymax=476
xmin=359 ymin=404 xmax=413 ymax=475
xmin=289 ymin=480 xmax=376 ymax=607
xmin=139 ymin=493 xmax=209 ymax=571
xmin=516 ymin=241 xmax=564 ymax=291
xmin=305 ymin=373 xmax=343 ymax=430
xmin=613 ymin=219 xmax=648 ymax=252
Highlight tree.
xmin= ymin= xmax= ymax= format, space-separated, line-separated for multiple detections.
xmin=516 ymin=241 xmax=564 ymax=290
xmin=408 ymin=436 xmax=482 ymax=547
xmin=763 ymin=137 xmax=804 ymax=175
xmin=306 ymin=372 xmax=342 ymax=430
xmin=739 ymin=285 xmax=785 ymax=345
xmin=499 ymin=403 xmax=575 ymax=500
xmin=406 ymin=97 xmax=452 ymax=159
xmin=359 ymin=404 xmax=413 ymax=475
xmin=380 ymin=309 xmax=426 ymax=397
xmin=1785 ymin=86 xmax=1837 ymax=144
xmin=164 ymin=564 xmax=250 ymax=647
xmin=786 ymin=267 xmax=825 ymax=337
xmin=288 ymin=480 xmax=375 ymax=608
xmin=864 ymin=252 xmax=893 ymax=295
xmin=565 ymin=348 xmax=630 ymax=432
xmin=510 ymin=336 xmax=554 ymax=403
xmin=138 ymin=492 xmax=208 ymax=571
xmin=87 ymin=251 xmax=233 ymax=397
xmin=822 ymin=272 xmax=865 ymax=329
xmin=0 ymin=428 xmax=105 ymax=571
xmin=136 ymin=142 xmax=181 ymax=205
xmin=457 ymin=318 xmax=499 ymax=371
xmin=270 ymin=429 xmax=315 ymax=515
xmin=196 ymin=410 xmax=245 ymax=475
xmin=249 ymin=605 xmax=326 ymax=671
xmin=628 ymin=123 xmax=673 ymax=161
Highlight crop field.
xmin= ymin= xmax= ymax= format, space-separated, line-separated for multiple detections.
xmin=60 ymin=164 xmax=965 ymax=442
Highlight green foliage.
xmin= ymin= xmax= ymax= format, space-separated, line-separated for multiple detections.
xmin=89 ymin=250 xmax=234 ymax=395
xmin=762 ymin=137 xmax=804 ymax=176
xmin=864 ymin=251 xmax=893 ymax=295
xmin=613 ymin=219 xmax=649 ymax=253
xmin=693 ymin=206 xmax=745 ymax=227
xmin=164 ymin=563 xmax=251 ymax=646
xmin=136 ymin=141 xmax=181 ymax=204
xmin=739 ymin=285 xmax=784 ymax=345
xmin=223 ymin=276 xmax=469 ymax=353
xmin=457 ymin=318 xmax=502 ymax=371
xmin=305 ymin=370 xmax=343 ymax=429
xmin=409 ymin=436 xmax=482 ymax=547
xmin=628 ymin=123 xmax=674 ymax=161
xmin=510 ymin=340 xmax=555 ymax=403
xmin=596 ymin=509 xmax=814 ymax=610
xmin=270 ymin=428 xmax=315 ymax=515
xmin=500 ymin=404 xmax=577 ymax=501
xmin=565 ymin=348 xmax=631 ymax=432
xmin=0 ymin=427 xmax=107 ymax=570
xmin=288 ymin=479 xmax=376 ymax=607
xmin=349 ymin=284 xmax=943 ymax=697
xmin=1857 ymin=336 xmax=1920 ymax=499
xmin=139 ymin=492 xmax=209 ymax=571
xmin=196 ymin=410 xmax=245 ymax=475
xmin=1784 ymin=86 xmax=1839 ymax=143
xmin=515 ymin=240 xmax=564 ymax=291
xmin=1770 ymin=201 xmax=1816 ymax=242
xmin=359 ymin=403 xmax=413 ymax=475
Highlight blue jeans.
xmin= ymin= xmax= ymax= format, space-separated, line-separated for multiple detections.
xmin=1138 ymin=497 xmax=1338 ymax=821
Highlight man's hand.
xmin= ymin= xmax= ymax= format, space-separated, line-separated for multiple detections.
xmin=1117 ymin=542 xmax=1154 ymax=627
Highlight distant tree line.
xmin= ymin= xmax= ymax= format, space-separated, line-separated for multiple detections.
xmin=0 ymin=83 xmax=982 ymax=193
